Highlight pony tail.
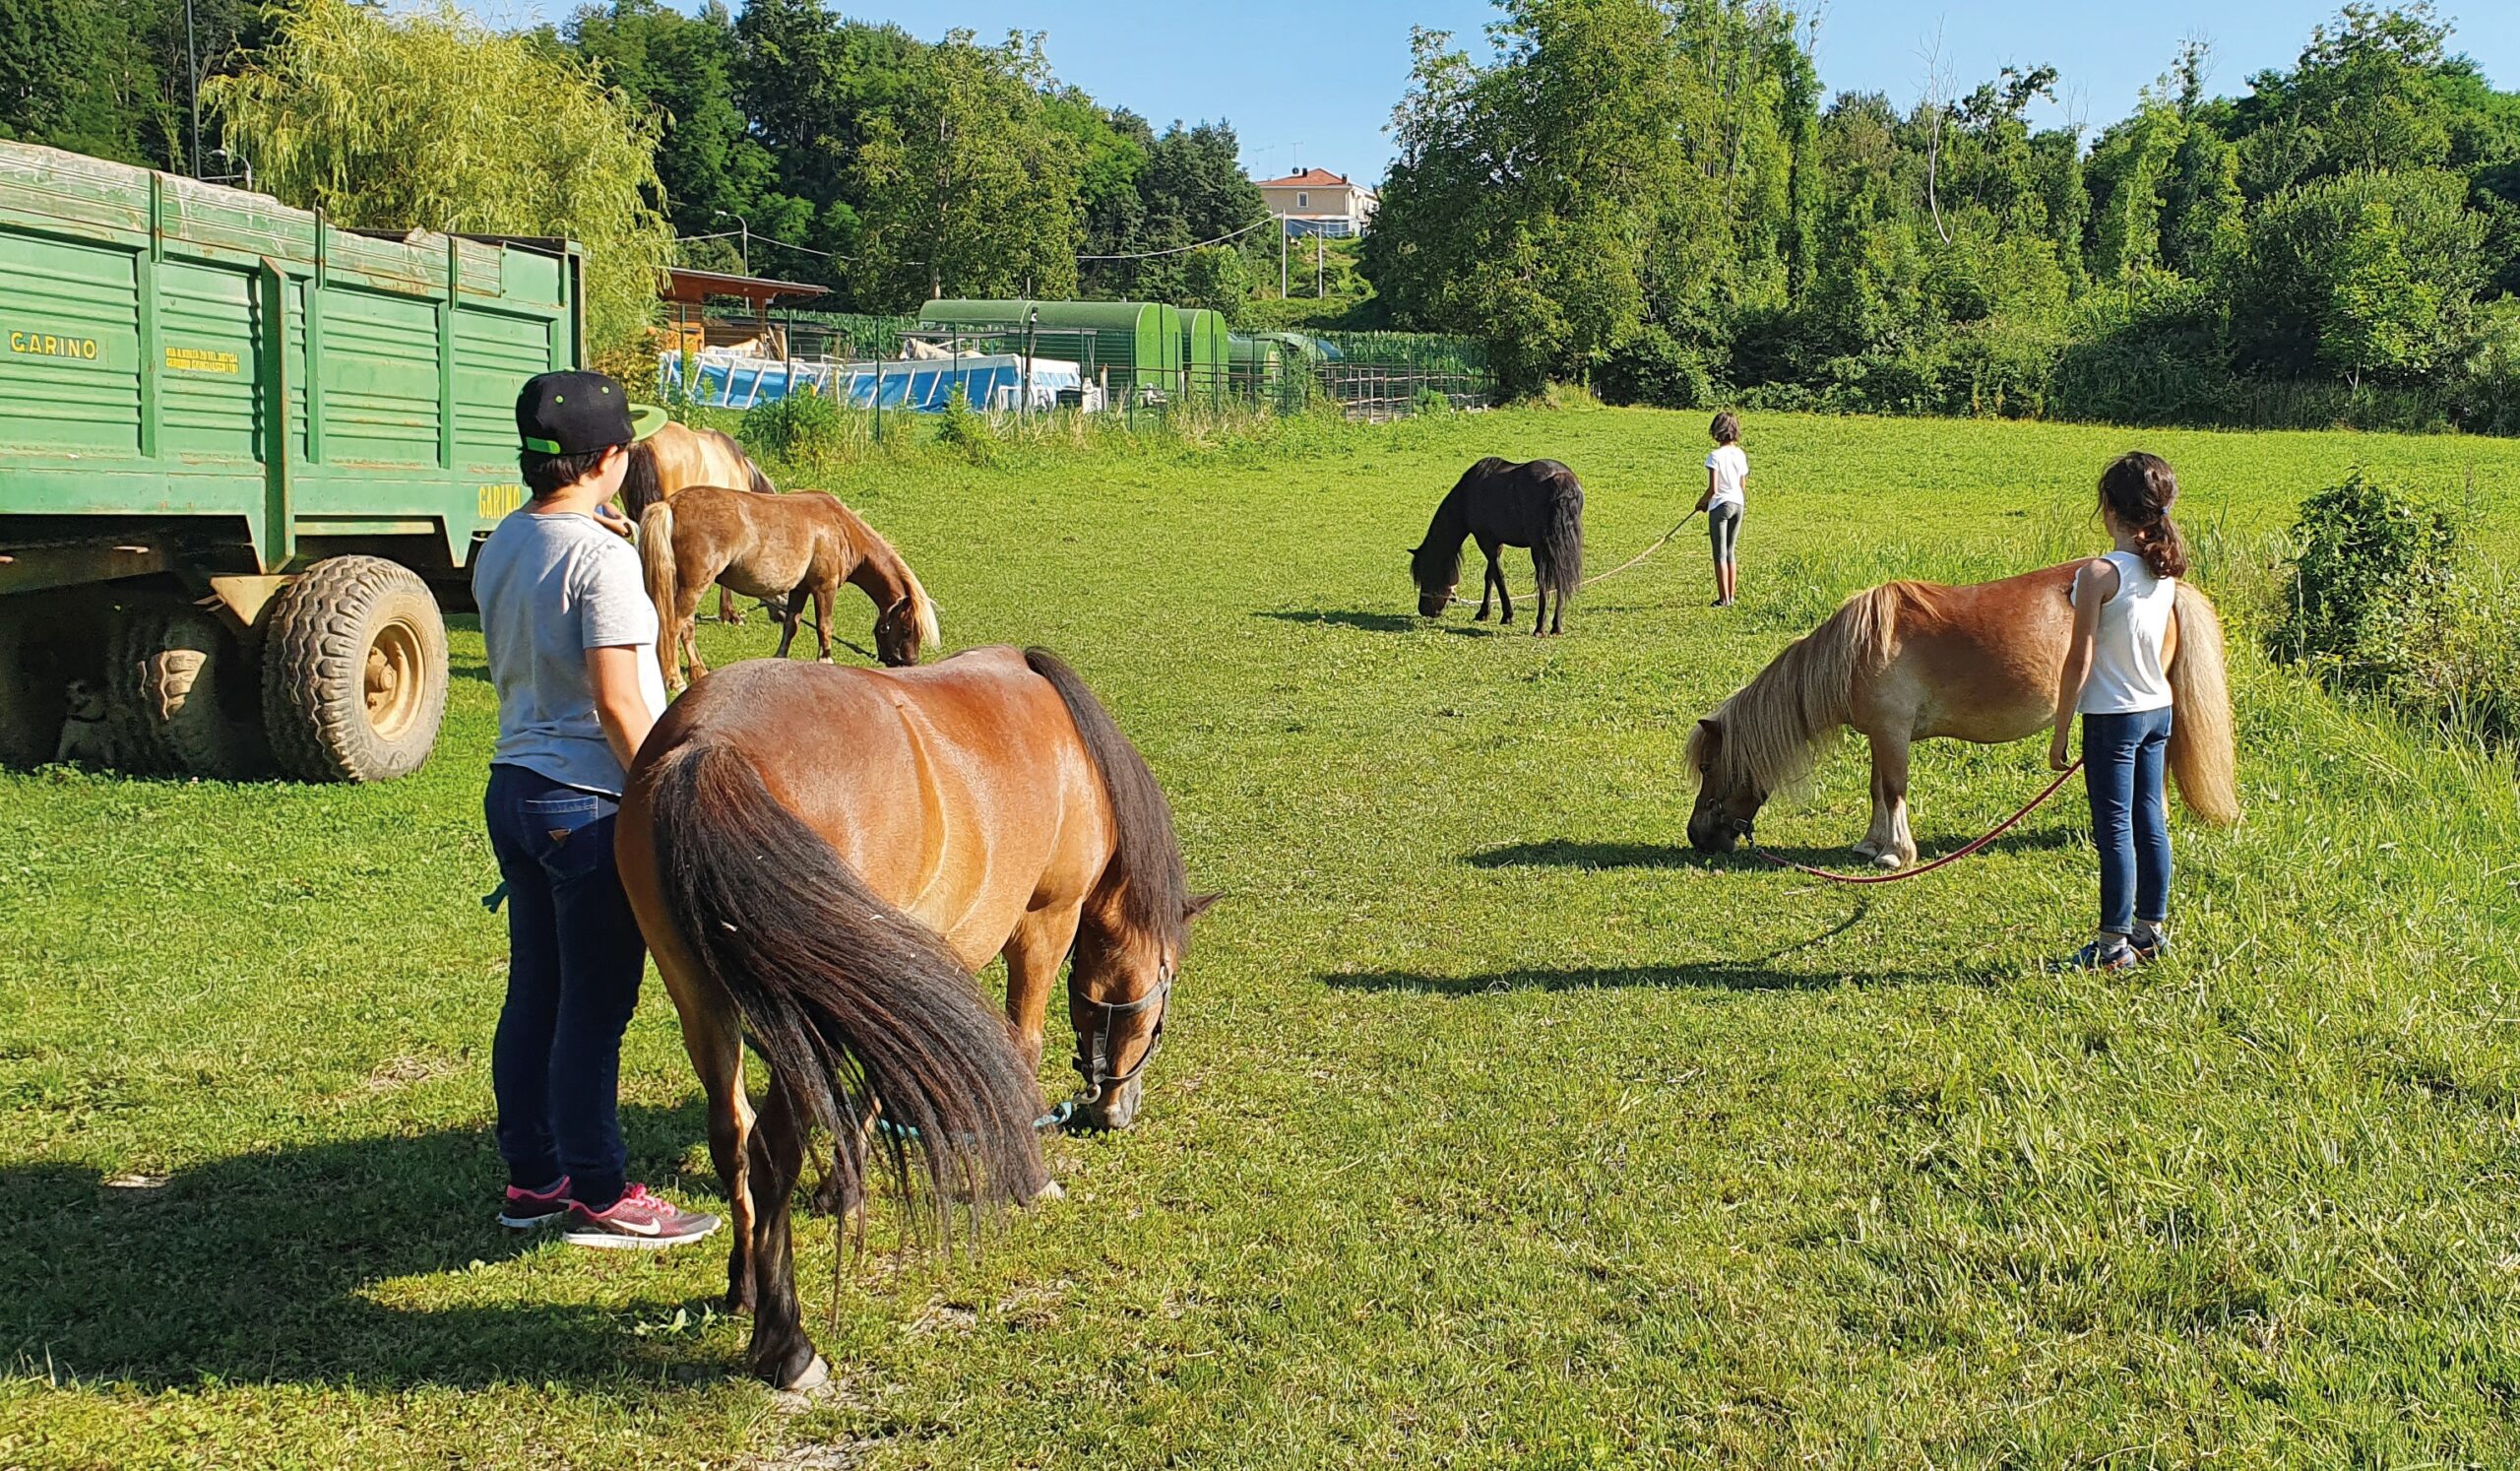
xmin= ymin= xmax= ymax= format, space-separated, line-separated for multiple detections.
xmin=1546 ymin=472 xmax=1584 ymax=599
xmin=620 ymin=438 xmax=663 ymax=521
xmin=2135 ymin=517 xmax=2190 ymax=580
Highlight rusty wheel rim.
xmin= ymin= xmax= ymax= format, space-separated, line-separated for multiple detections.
xmin=364 ymin=618 xmax=424 ymax=741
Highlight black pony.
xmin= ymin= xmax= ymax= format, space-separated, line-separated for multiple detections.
xmin=1409 ymin=457 xmax=1586 ymax=635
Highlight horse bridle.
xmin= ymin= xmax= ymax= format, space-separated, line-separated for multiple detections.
xmin=1071 ymin=964 xmax=1171 ymax=1104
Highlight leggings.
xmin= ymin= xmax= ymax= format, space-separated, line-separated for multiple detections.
xmin=1708 ymin=501 xmax=1742 ymax=565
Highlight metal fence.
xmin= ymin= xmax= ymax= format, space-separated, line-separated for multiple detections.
xmin=662 ymin=306 xmax=1496 ymax=423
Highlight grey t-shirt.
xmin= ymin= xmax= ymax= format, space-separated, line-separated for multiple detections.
xmin=472 ymin=510 xmax=669 ymax=796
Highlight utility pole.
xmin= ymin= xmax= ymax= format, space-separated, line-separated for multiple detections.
xmin=1279 ymin=217 xmax=1288 ymax=298
xmin=1316 ymin=231 xmax=1324 ymax=298
xmin=713 ymin=209 xmax=750 ymax=275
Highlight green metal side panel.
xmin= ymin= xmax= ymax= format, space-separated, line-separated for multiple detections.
xmin=1181 ymin=309 xmax=1228 ymax=398
xmin=0 ymin=140 xmax=580 ymax=587
xmin=916 ymin=299 xmax=1189 ymax=381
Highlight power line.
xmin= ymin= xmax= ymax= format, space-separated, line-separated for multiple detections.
xmin=1077 ymin=215 xmax=1275 ymax=261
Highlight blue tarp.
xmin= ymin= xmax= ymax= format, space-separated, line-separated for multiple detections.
xmin=662 ymin=353 xmax=1082 ymax=412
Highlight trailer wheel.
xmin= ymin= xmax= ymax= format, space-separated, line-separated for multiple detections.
xmin=261 ymin=557 xmax=449 ymax=783
xmin=114 ymin=601 xmax=274 ymax=780
xmin=0 ymin=594 xmax=77 ymax=768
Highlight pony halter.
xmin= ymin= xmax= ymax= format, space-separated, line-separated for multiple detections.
xmin=1072 ymin=966 xmax=1170 ymax=1104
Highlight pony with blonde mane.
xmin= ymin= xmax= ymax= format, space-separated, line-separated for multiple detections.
xmin=641 ymin=486 xmax=939 ymax=690
xmin=1685 ymin=564 xmax=2238 ymax=868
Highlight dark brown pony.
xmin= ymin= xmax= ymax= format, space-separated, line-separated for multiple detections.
xmin=639 ymin=486 xmax=939 ymax=691
xmin=619 ymin=419 xmax=778 ymax=625
xmin=614 ymin=648 xmax=1213 ymax=1389
xmin=1410 ymin=457 xmax=1585 ymax=635
xmin=1686 ymin=565 xmax=2239 ymax=868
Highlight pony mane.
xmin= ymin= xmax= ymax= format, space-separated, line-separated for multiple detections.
xmin=906 ymin=565 xmax=941 ymax=649
xmin=1022 ymin=648 xmax=1189 ymax=949
xmin=823 ymin=496 xmax=940 ymax=647
xmin=1411 ymin=462 xmax=1496 ymax=596
xmin=1689 ymin=583 xmax=1911 ymax=795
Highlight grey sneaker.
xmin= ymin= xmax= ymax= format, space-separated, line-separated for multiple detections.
xmin=2131 ymin=924 xmax=2170 ymax=962
xmin=2049 ymin=938 xmax=2137 ymax=974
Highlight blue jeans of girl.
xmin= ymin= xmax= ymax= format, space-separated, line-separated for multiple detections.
xmin=483 ymin=762 xmax=646 ymax=1211
xmin=2082 ymin=707 xmax=2174 ymax=936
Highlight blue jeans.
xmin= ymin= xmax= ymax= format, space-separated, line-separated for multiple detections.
xmin=484 ymin=763 xmax=646 ymax=1210
xmin=2082 ymin=707 xmax=2174 ymax=936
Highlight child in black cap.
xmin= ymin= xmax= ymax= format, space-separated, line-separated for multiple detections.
xmin=472 ymin=370 xmax=718 ymax=1249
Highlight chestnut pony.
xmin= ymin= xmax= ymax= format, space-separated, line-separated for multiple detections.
xmin=638 ymin=485 xmax=938 ymax=690
xmin=1686 ymin=566 xmax=2239 ymax=868
xmin=620 ymin=419 xmax=776 ymax=625
xmin=615 ymin=649 xmax=1214 ymax=1388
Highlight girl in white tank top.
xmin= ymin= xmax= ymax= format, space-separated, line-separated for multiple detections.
xmin=2049 ymin=451 xmax=2191 ymax=973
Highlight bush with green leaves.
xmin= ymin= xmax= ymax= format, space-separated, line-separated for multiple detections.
xmin=936 ymin=385 xmax=996 ymax=463
xmin=2271 ymin=471 xmax=2517 ymax=742
xmin=1599 ymin=326 xmax=1716 ymax=410
xmin=737 ymin=387 xmax=852 ymax=472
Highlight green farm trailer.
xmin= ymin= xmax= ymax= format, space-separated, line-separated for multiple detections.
xmin=0 ymin=141 xmax=585 ymax=781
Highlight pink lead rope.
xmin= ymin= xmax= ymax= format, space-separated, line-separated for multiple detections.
xmin=1745 ymin=760 xmax=2084 ymax=885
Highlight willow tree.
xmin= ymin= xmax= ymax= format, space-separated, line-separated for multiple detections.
xmin=206 ymin=0 xmax=671 ymax=373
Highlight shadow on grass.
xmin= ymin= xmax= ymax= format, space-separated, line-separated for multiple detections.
xmin=0 ymin=1103 xmax=735 ymax=1390
xmin=1317 ymin=896 xmax=1957 ymax=996
xmin=1468 ymin=823 xmax=2081 ymax=871
xmin=1321 ymin=956 xmax=1988 ymax=995
xmin=1252 ymin=609 xmax=1501 ymax=637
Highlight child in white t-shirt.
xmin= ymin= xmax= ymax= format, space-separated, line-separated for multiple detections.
xmin=1693 ymin=411 xmax=1748 ymax=608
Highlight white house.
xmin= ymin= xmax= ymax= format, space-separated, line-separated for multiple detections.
xmin=1255 ymin=167 xmax=1378 ymax=237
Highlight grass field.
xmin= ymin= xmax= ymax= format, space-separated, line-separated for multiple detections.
xmin=5 ymin=406 xmax=2519 ymax=1468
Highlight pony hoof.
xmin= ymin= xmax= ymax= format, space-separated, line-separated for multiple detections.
xmin=1029 ymin=1178 xmax=1065 ymax=1205
xmin=1872 ymin=852 xmax=1908 ymax=872
xmin=816 ymin=655 xmax=835 ymax=665
xmin=782 ymin=1354 xmax=831 ymax=1392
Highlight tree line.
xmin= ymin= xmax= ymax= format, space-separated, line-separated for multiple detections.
xmin=1367 ymin=0 xmax=2520 ymax=428
xmin=3 ymin=0 xmax=2514 ymax=429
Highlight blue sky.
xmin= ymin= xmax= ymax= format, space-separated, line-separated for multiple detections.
xmin=509 ymin=0 xmax=2520 ymax=183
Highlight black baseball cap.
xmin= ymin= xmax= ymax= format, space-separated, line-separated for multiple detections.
xmin=516 ymin=370 xmax=666 ymax=455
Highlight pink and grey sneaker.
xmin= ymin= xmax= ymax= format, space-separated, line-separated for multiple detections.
xmin=561 ymin=1183 xmax=722 ymax=1250
xmin=499 ymin=1176 xmax=574 ymax=1230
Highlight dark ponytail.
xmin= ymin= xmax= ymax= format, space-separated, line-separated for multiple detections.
xmin=2099 ymin=451 xmax=2189 ymax=579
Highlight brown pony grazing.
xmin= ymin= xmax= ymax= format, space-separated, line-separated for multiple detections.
xmin=1410 ymin=457 xmax=1586 ymax=635
xmin=1686 ymin=565 xmax=2239 ymax=868
xmin=639 ymin=485 xmax=939 ymax=691
xmin=615 ymin=649 xmax=1215 ymax=1388
xmin=620 ymin=419 xmax=778 ymax=625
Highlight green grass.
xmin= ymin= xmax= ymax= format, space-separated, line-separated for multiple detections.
xmin=5 ymin=407 xmax=2518 ymax=1467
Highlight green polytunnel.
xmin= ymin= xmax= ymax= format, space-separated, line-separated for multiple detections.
xmin=1180 ymin=308 xmax=1230 ymax=400
xmin=914 ymin=300 xmax=1183 ymax=391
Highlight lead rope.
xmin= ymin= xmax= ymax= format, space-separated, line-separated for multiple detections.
xmin=1448 ymin=508 xmax=1701 ymax=606
xmin=1744 ymin=760 xmax=2083 ymax=885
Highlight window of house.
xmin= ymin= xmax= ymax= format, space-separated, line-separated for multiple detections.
xmin=1296 ymin=192 xmax=1308 ymax=209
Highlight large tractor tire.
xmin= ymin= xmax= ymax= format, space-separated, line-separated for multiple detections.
xmin=112 ymin=600 xmax=275 ymax=780
xmin=261 ymin=556 xmax=449 ymax=783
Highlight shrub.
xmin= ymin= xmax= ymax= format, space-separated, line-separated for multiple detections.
xmin=936 ymin=385 xmax=996 ymax=464
xmin=738 ymin=387 xmax=852 ymax=472
xmin=1599 ymin=326 xmax=1716 ymax=410
xmin=2271 ymin=472 xmax=2519 ymax=743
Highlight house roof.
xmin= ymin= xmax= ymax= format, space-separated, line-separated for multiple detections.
xmin=1255 ymin=167 xmax=1362 ymax=190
